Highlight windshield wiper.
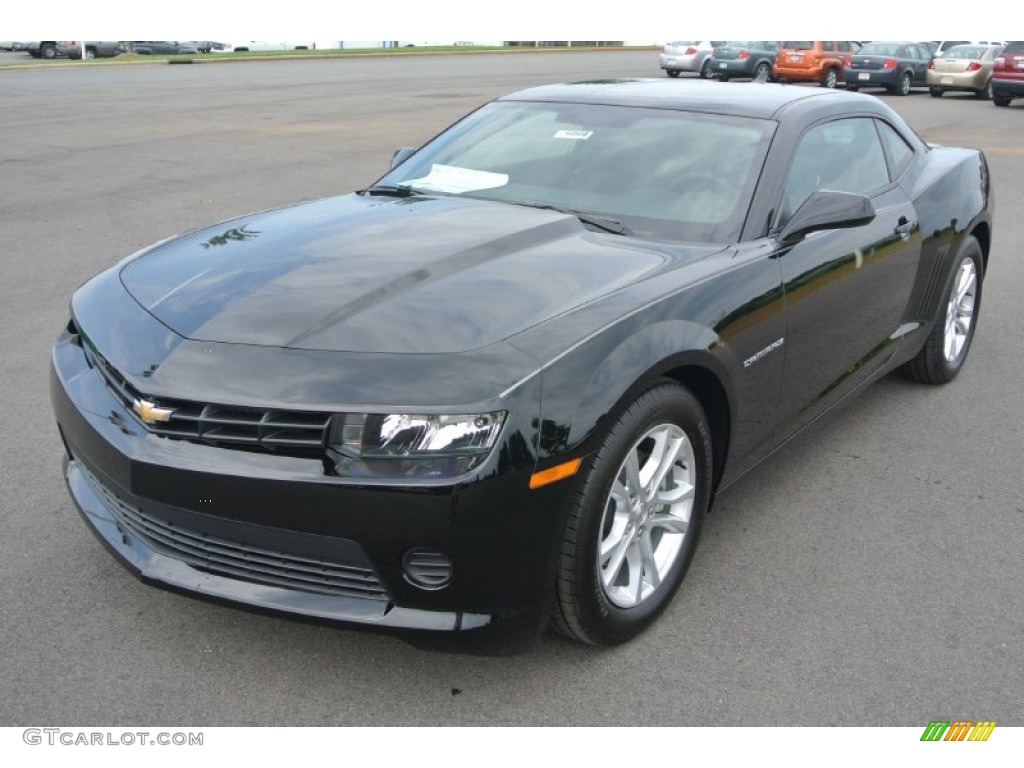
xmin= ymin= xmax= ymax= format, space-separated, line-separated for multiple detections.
xmin=509 ymin=202 xmax=633 ymax=236
xmin=359 ymin=184 xmax=420 ymax=198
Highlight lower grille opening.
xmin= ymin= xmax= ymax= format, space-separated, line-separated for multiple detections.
xmin=78 ymin=462 xmax=390 ymax=602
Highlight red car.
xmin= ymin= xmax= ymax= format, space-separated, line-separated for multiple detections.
xmin=992 ymin=41 xmax=1024 ymax=106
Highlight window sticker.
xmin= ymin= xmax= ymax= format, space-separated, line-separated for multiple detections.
xmin=405 ymin=164 xmax=509 ymax=194
xmin=553 ymin=130 xmax=594 ymax=140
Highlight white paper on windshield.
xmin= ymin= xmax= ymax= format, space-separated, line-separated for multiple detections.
xmin=405 ymin=164 xmax=509 ymax=194
xmin=554 ymin=130 xmax=593 ymax=140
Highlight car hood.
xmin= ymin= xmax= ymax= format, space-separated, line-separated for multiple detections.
xmin=120 ymin=194 xmax=720 ymax=355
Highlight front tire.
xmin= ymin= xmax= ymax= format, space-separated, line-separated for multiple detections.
xmin=551 ymin=380 xmax=712 ymax=645
xmin=40 ymin=43 xmax=57 ymax=59
xmin=901 ymin=236 xmax=984 ymax=384
xmin=975 ymin=82 xmax=992 ymax=100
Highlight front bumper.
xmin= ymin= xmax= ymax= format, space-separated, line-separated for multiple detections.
xmin=64 ymin=456 xmax=484 ymax=629
xmin=51 ymin=326 xmax=571 ymax=634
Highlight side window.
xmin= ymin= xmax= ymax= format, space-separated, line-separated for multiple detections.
xmin=782 ymin=118 xmax=890 ymax=219
xmin=876 ymin=120 xmax=915 ymax=179
xmin=822 ymin=41 xmax=834 ymax=52
xmin=838 ymin=41 xmax=851 ymax=53
xmin=909 ymin=45 xmax=926 ymax=60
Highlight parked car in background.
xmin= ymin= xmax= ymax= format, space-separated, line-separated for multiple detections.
xmin=214 ymin=41 xmax=315 ymax=52
xmin=63 ymin=41 xmax=125 ymax=59
xmin=659 ymin=40 xmax=726 ymax=78
xmin=708 ymin=41 xmax=780 ymax=81
xmin=772 ymin=41 xmax=860 ymax=88
xmin=132 ymin=41 xmax=200 ymax=55
xmin=183 ymin=41 xmax=223 ymax=53
xmin=20 ymin=41 xmax=66 ymax=59
xmin=844 ymin=41 xmax=932 ymax=95
xmin=992 ymin=40 xmax=1024 ymax=106
xmin=927 ymin=44 xmax=1003 ymax=99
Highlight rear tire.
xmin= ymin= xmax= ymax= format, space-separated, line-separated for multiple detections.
xmin=993 ymin=92 xmax=1011 ymax=107
xmin=40 ymin=43 xmax=57 ymax=59
xmin=845 ymin=84 xmax=860 ymax=92
xmin=699 ymin=58 xmax=713 ymax=79
xmin=821 ymin=68 xmax=839 ymax=88
xmin=889 ymin=72 xmax=912 ymax=96
xmin=550 ymin=380 xmax=711 ymax=646
xmin=929 ymin=87 xmax=944 ymax=97
xmin=666 ymin=69 xmax=680 ymax=78
xmin=901 ymin=236 xmax=983 ymax=385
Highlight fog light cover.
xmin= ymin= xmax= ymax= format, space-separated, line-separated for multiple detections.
xmin=402 ymin=548 xmax=453 ymax=590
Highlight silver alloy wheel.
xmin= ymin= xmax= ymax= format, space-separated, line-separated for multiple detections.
xmin=944 ymin=257 xmax=977 ymax=363
xmin=598 ymin=423 xmax=695 ymax=609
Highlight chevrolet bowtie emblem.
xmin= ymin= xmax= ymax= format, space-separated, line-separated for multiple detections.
xmin=132 ymin=398 xmax=174 ymax=424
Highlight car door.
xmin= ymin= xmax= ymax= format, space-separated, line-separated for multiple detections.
xmin=773 ymin=117 xmax=921 ymax=434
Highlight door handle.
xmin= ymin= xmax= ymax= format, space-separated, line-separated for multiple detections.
xmin=894 ymin=216 xmax=916 ymax=239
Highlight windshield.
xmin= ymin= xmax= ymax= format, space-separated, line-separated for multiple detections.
xmin=376 ymin=101 xmax=775 ymax=243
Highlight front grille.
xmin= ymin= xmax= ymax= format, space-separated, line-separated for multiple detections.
xmin=79 ymin=463 xmax=389 ymax=602
xmin=83 ymin=344 xmax=332 ymax=456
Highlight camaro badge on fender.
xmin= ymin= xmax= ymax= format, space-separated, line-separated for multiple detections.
xmin=132 ymin=398 xmax=174 ymax=424
xmin=744 ymin=338 xmax=785 ymax=368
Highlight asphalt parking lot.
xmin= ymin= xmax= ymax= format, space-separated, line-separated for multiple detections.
xmin=1 ymin=50 xmax=1022 ymax=726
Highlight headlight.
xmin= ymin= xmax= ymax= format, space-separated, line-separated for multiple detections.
xmin=327 ymin=412 xmax=506 ymax=479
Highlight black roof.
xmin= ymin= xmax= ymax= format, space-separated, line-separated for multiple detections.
xmin=500 ymin=79 xmax=882 ymax=120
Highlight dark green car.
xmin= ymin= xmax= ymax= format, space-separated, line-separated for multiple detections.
xmin=707 ymin=41 xmax=780 ymax=81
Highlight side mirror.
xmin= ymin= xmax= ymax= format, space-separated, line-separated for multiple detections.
xmin=777 ymin=190 xmax=876 ymax=246
xmin=391 ymin=147 xmax=416 ymax=169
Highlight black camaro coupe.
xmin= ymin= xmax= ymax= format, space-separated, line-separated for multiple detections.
xmin=51 ymin=80 xmax=992 ymax=647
